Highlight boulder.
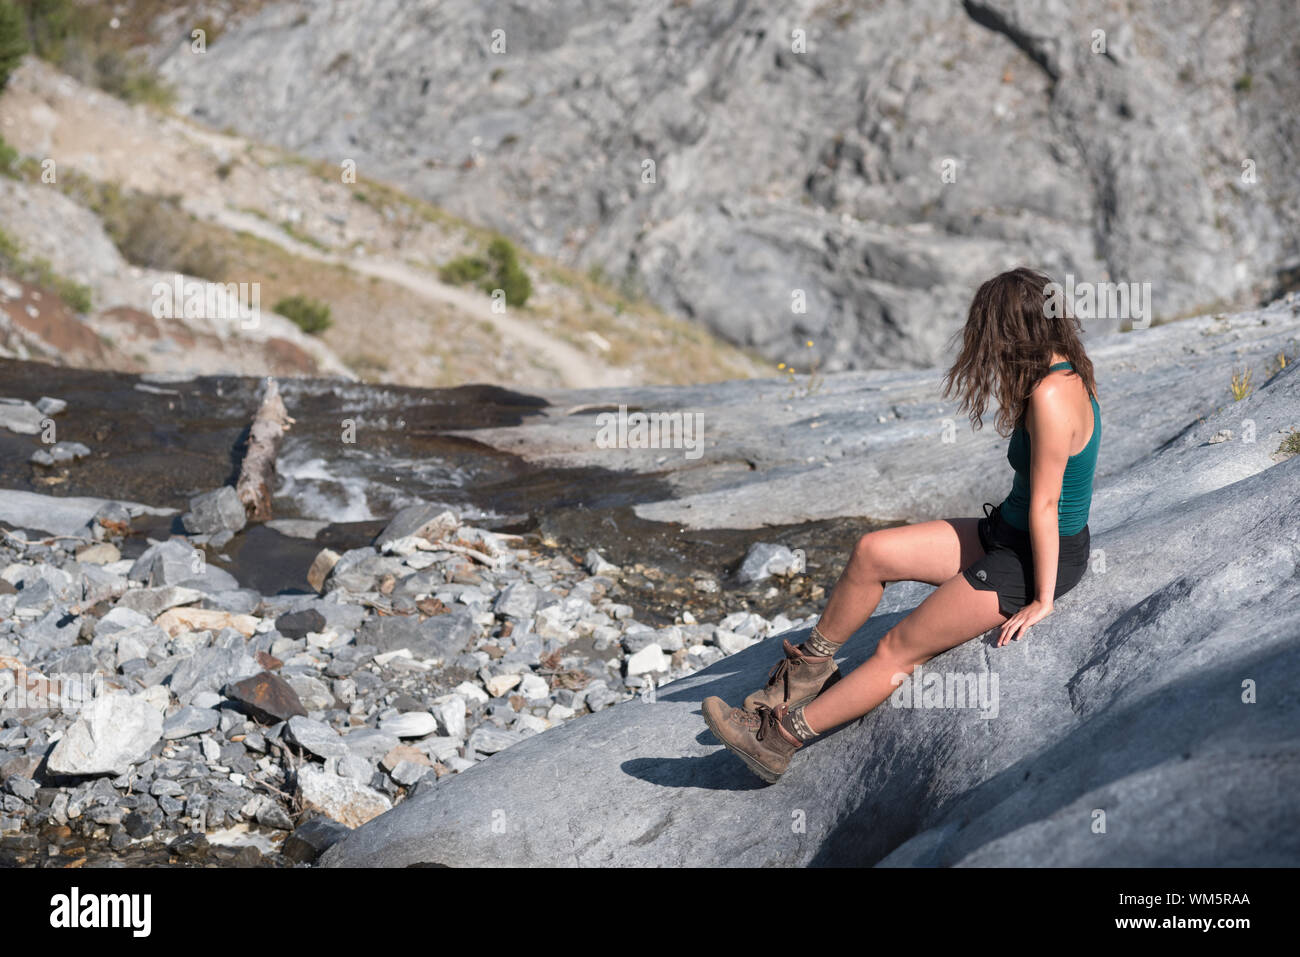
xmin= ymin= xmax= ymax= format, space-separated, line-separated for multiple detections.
xmin=735 ymin=543 xmax=799 ymax=584
xmin=181 ymin=486 xmax=248 ymax=535
xmin=284 ymin=716 xmax=349 ymax=760
xmin=129 ymin=539 xmax=206 ymax=586
xmin=225 ymin=671 xmax=308 ymax=723
xmin=296 ymin=766 xmax=392 ymax=828
xmin=373 ymin=504 xmax=459 ymax=548
xmin=47 ymin=693 xmax=164 ymax=776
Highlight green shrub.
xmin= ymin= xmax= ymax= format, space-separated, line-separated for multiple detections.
xmin=483 ymin=237 xmax=532 ymax=307
xmin=92 ymin=48 xmax=175 ymax=107
xmin=273 ymin=294 xmax=332 ymax=334
xmin=1278 ymin=428 xmax=1300 ymax=459
xmin=33 ymin=257 xmax=92 ymax=312
xmin=440 ymin=254 xmax=489 ymax=285
xmin=0 ymin=225 xmax=93 ymax=313
xmin=0 ymin=134 xmax=19 ymax=176
xmin=440 ymin=237 xmax=533 ymax=307
xmin=9 ymin=0 xmax=174 ymax=107
xmin=93 ymin=190 xmax=228 ymax=279
xmin=0 ymin=1 xmax=28 ymax=91
xmin=17 ymin=0 xmax=71 ymax=60
xmin=0 ymin=224 xmax=22 ymax=263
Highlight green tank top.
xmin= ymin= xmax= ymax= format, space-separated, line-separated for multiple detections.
xmin=999 ymin=361 xmax=1100 ymax=536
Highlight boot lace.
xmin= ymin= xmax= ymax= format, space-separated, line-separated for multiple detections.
xmin=764 ymin=640 xmax=808 ymax=698
xmin=752 ymin=704 xmax=783 ymax=743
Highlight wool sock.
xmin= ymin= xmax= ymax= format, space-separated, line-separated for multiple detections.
xmin=802 ymin=623 xmax=841 ymax=657
xmin=779 ymin=704 xmax=819 ymax=743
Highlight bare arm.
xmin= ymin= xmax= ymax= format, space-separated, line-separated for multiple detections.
xmin=997 ymin=379 xmax=1072 ymax=645
xmin=1025 ymin=380 xmax=1074 ymax=601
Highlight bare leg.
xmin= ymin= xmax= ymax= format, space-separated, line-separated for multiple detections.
xmin=803 ymin=573 xmax=1006 ymax=733
xmin=816 ymin=518 xmax=985 ymax=643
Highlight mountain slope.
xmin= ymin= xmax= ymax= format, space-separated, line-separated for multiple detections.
xmin=156 ymin=0 xmax=1300 ymax=370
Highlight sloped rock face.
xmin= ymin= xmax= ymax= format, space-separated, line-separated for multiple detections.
xmin=322 ymin=310 xmax=1300 ymax=866
xmin=451 ymin=300 xmax=1300 ymax=533
xmin=160 ymin=0 xmax=1300 ymax=369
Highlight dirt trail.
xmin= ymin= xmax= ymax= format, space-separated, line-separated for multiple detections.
xmin=195 ymin=202 xmax=631 ymax=388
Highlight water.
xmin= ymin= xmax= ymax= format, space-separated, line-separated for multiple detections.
xmin=0 ymin=359 xmax=663 ymax=526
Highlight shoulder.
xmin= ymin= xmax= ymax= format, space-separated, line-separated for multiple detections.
xmin=1026 ymin=372 xmax=1072 ymax=415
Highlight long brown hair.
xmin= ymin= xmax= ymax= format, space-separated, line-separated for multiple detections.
xmin=942 ymin=267 xmax=1098 ymax=438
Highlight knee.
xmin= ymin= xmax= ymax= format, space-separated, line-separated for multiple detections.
xmin=849 ymin=531 xmax=885 ymax=577
xmin=876 ymin=626 xmax=926 ymax=670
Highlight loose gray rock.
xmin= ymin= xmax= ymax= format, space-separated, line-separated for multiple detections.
xmin=113 ymin=585 xmax=206 ymax=619
xmin=465 ymin=726 xmax=526 ymax=757
xmin=129 ymin=539 xmax=206 ymax=587
xmin=296 ymin=766 xmax=391 ymax=828
xmin=284 ymin=716 xmax=349 ymax=760
xmin=161 ymin=706 xmax=220 ymax=740
xmin=389 ymin=761 xmax=430 ymax=787
xmin=433 ymin=696 xmax=467 ymax=740
xmin=373 ymin=504 xmax=458 ymax=548
xmin=181 ymin=486 xmax=247 ymax=535
xmin=735 ymin=543 xmax=799 ymax=584
xmin=584 ymin=549 xmax=619 ymax=576
xmin=282 ymin=815 xmax=351 ymax=863
xmin=339 ymin=728 xmax=401 ymax=762
xmin=29 ymin=442 xmax=92 ymax=467
xmin=493 ymin=582 xmax=554 ymax=620
xmin=47 ymin=693 xmax=164 ymax=776
xmin=358 ymin=608 xmax=477 ymax=660
xmin=35 ymin=396 xmax=67 ymax=416
xmin=276 ymin=609 xmax=326 ymax=639
xmin=380 ymin=712 xmax=438 ymax=738
xmin=0 ymin=398 xmax=44 ymax=435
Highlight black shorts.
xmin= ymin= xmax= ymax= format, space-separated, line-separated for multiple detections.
xmin=961 ymin=502 xmax=1090 ymax=618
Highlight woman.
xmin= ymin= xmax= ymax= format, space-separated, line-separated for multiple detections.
xmin=703 ymin=267 xmax=1102 ymax=783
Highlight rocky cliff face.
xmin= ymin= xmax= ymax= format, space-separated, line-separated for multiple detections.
xmin=158 ymin=0 xmax=1300 ymax=369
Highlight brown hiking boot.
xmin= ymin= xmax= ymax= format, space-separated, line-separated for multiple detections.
xmin=743 ymin=638 xmax=841 ymax=712
xmin=702 ymin=696 xmax=801 ymax=784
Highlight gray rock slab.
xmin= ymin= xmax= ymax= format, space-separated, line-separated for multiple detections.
xmin=449 ymin=305 xmax=1300 ymax=532
xmin=322 ymin=363 xmax=1300 ymax=865
xmin=0 ymin=490 xmax=173 ymax=538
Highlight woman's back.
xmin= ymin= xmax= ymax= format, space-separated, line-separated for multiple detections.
xmin=998 ymin=361 xmax=1101 ymax=535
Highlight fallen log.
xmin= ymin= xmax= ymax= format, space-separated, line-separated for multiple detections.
xmin=236 ymin=377 xmax=294 ymax=522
